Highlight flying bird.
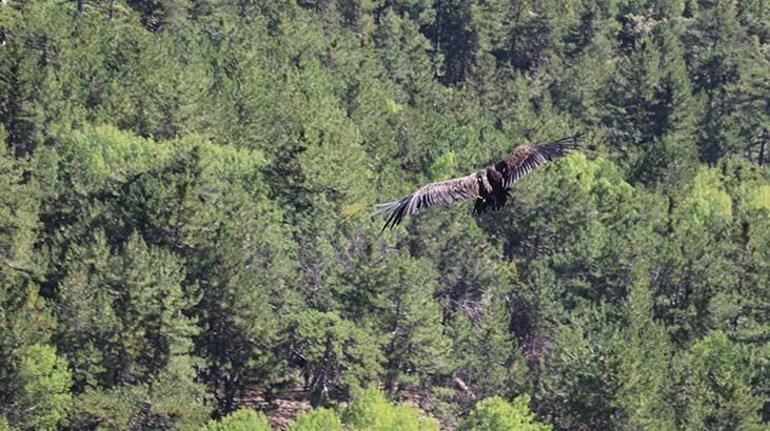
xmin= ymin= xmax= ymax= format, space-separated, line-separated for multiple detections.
xmin=376 ymin=135 xmax=580 ymax=230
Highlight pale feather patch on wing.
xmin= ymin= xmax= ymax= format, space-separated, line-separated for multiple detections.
xmin=376 ymin=134 xmax=580 ymax=230
xmin=379 ymin=173 xmax=479 ymax=229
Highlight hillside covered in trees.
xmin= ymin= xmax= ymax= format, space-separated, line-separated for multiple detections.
xmin=1 ymin=0 xmax=769 ymax=429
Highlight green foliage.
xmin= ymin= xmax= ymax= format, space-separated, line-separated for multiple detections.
xmin=449 ymin=294 xmax=530 ymax=402
xmin=202 ymin=408 xmax=272 ymax=431
xmin=283 ymin=311 xmax=383 ymax=406
xmin=55 ymin=230 xmax=198 ymax=389
xmin=459 ymin=395 xmax=551 ymax=431
xmin=614 ymin=265 xmax=675 ymax=430
xmin=537 ymin=305 xmax=622 ymax=430
xmin=342 ymin=387 xmax=440 ymax=431
xmin=653 ymin=167 xmax=741 ymax=343
xmin=9 ymin=344 xmax=72 ymax=431
xmin=66 ymin=386 xmax=145 ymax=431
xmin=66 ymin=355 xmax=208 ymax=430
xmin=287 ymin=408 xmax=343 ymax=431
xmin=1 ymin=1 xmax=769 ymax=430
xmin=675 ymin=332 xmax=764 ymax=430
xmin=678 ymin=167 xmax=733 ymax=225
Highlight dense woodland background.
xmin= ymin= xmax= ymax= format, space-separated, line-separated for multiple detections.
xmin=1 ymin=0 xmax=769 ymax=430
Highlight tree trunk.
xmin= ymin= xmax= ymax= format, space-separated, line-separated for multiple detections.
xmin=309 ymin=333 xmax=334 ymax=407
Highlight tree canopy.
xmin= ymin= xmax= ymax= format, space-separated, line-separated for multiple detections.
xmin=0 ymin=0 xmax=768 ymax=429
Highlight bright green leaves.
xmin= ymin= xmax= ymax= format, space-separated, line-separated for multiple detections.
xmin=427 ymin=150 xmax=459 ymax=181
xmin=204 ymin=392 xmax=442 ymax=431
xmin=744 ymin=184 xmax=770 ymax=212
xmin=342 ymin=387 xmax=440 ymax=431
xmin=7 ymin=344 xmax=72 ymax=431
xmin=53 ymin=125 xmax=176 ymax=192
xmin=459 ymin=395 xmax=551 ymax=431
xmin=287 ymin=408 xmax=343 ymax=431
xmin=203 ymin=409 xmax=273 ymax=431
xmin=677 ymin=167 xmax=733 ymax=227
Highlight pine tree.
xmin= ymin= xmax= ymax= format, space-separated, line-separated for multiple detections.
xmin=54 ymin=231 xmax=198 ymax=390
xmin=726 ymin=36 xmax=770 ymax=165
xmin=449 ymin=293 xmax=530 ymax=404
xmin=737 ymin=0 xmax=770 ymax=42
xmin=426 ymin=0 xmax=476 ymax=83
xmin=536 ymin=304 xmax=621 ymax=430
xmin=634 ymin=22 xmax=700 ymax=187
xmin=373 ymin=253 xmax=451 ymax=397
xmin=283 ymin=311 xmax=383 ymax=407
xmin=614 ymin=264 xmax=676 ymax=430
xmin=674 ymin=332 xmax=764 ymax=430
xmin=373 ymin=7 xmax=436 ymax=100
xmin=653 ymin=167 xmax=740 ymax=344
xmin=554 ymin=25 xmax=617 ymax=126
xmin=602 ymin=33 xmax=663 ymax=173
xmin=688 ymin=0 xmax=751 ymax=162
xmin=0 ymin=147 xmax=58 ymax=429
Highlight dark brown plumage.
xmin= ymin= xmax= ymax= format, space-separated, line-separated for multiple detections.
xmin=376 ymin=135 xmax=580 ymax=230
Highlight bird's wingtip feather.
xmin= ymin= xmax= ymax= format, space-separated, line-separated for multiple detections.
xmin=372 ymin=200 xmax=401 ymax=216
xmin=373 ymin=198 xmax=408 ymax=231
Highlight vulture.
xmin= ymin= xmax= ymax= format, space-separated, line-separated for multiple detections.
xmin=376 ymin=135 xmax=580 ymax=230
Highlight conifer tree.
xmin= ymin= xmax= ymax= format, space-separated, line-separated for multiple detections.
xmin=675 ymin=332 xmax=764 ymax=430
xmin=372 ymin=253 xmax=451 ymax=397
xmin=688 ymin=0 xmax=750 ymax=162
xmin=614 ymin=264 xmax=676 ymax=430
xmin=54 ymin=231 xmax=200 ymax=390
xmin=283 ymin=311 xmax=383 ymax=407
xmin=449 ymin=293 xmax=530 ymax=403
xmin=537 ymin=304 xmax=621 ymax=430
xmin=603 ymin=33 xmax=662 ymax=173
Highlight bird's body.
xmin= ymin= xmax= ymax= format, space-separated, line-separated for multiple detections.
xmin=376 ymin=135 xmax=580 ymax=230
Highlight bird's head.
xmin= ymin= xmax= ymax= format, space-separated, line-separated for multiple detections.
xmin=495 ymin=161 xmax=508 ymax=175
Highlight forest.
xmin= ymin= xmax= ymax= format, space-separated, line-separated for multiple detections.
xmin=0 ymin=0 xmax=768 ymax=430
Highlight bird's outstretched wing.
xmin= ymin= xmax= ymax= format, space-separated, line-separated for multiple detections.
xmin=376 ymin=134 xmax=580 ymax=230
xmin=500 ymin=135 xmax=580 ymax=188
xmin=375 ymin=173 xmax=480 ymax=230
